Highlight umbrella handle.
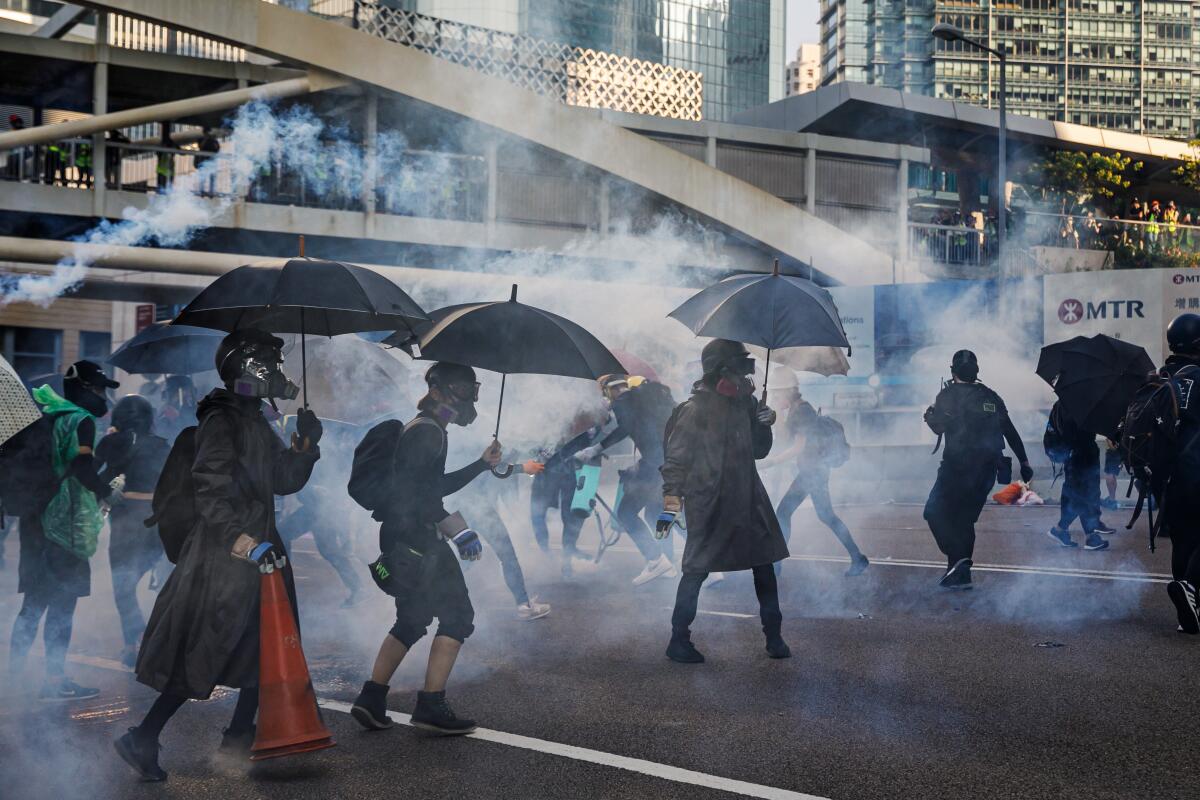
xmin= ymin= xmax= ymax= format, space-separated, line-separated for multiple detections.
xmin=491 ymin=464 xmax=516 ymax=479
xmin=493 ymin=373 xmax=507 ymax=441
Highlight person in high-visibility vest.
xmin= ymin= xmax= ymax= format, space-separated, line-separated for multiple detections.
xmin=74 ymin=141 xmax=92 ymax=188
xmin=1166 ymin=200 xmax=1180 ymax=248
xmin=155 ymin=126 xmax=174 ymax=192
xmin=1148 ymin=199 xmax=1163 ymax=251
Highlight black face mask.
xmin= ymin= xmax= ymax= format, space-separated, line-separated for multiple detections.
xmin=65 ymin=381 xmax=108 ymax=418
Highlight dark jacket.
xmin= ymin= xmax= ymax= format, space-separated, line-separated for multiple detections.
xmin=1163 ymin=354 xmax=1200 ymax=490
xmin=97 ymin=429 xmax=170 ymax=493
xmin=600 ymin=382 xmax=675 ymax=467
xmin=925 ymin=381 xmax=1028 ymax=466
xmin=380 ymin=413 xmax=488 ymax=553
xmin=661 ymin=385 xmax=788 ymax=573
xmin=135 ymin=389 xmax=319 ymax=699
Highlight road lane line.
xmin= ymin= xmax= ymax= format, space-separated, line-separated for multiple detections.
xmin=318 ymin=698 xmax=829 ymax=800
xmin=787 ymin=554 xmax=1172 ymax=584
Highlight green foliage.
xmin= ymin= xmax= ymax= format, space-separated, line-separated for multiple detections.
xmin=1172 ymin=140 xmax=1200 ymax=193
xmin=1021 ymin=150 xmax=1142 ymax=213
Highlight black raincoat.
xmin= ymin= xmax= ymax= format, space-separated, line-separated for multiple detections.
xmin=135 ymin=389 xmax=319 ymax=699
xmin=661 ymin=385 xmax=788 ymax=573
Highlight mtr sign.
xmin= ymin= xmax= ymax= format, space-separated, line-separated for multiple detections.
xmin=1057 ymin=298 xmax=1145 ymax=325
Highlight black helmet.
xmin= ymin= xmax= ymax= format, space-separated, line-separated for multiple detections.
xmin=700 ymin=339 xmax=753 ymax=377
xmin=111 ymin=395 xmax=154 ymax=435
xmin=425 ymin=362 xmax=478 ymax=397
xmin=951 ymin=349 xmax=979 ymax=382
xmin=1168 ymin=313 xmax=1200 ymax=355
xmin=215 ymin=328 xmax=285 ymax=382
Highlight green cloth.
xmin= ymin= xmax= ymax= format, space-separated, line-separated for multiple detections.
xmin=32 ymin=385 xmax=103 ymax=560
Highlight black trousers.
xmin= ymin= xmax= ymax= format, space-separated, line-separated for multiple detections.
xmin=1166 ymin=488 xmax=1200 ymax=585
xmin=109 ymin=500 xmax=161 ymax=648
xmin=775 ymin=466 xmax=862 ymax=560
xmin=924 ymin=460 xmax=996 ymax=568
xmin=671 ymin=565 xmax=782 ymax=640
xmin=10 ymin=585 xmax=76 ymax=677
xmin=1059 ymin=444 xmax=1101 ymax=534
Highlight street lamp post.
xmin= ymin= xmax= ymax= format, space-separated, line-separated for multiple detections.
xmin=932 ymin=22 xmax=1007 ymax=266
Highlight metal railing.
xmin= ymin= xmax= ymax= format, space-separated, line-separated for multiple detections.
xmin=909 ymin=222 xmax=998 ymax=266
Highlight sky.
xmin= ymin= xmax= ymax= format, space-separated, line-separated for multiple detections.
xmin=786 ymin=0 xmax=820 ymax=58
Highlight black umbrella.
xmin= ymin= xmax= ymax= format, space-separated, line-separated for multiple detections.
xmin=383 ymin=284 xmax=623 ymax=440
xmin=172 ymin=257 xmax=428 ymax=406
xmin=1037 ymin=334 xmax=1155 ymax=439
xmin=108 ymin=323 xmax=224 ymax=375
xmin=668 ymin=260 xmax=849 ymax=399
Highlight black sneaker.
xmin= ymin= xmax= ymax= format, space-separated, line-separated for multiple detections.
xmin=845 ymin=555 xmax=869 ymax=577
xmin=39 ymin=678 xmax=100 ymax=702
xmin=350 ymin=681 xmax=394 ymax=731
xmin=1168 ymin=580 xmax=1200 ymax=635
xmin=765 ymin=636 xmax=792 ymax=659
xmin=666 ymin=635 xmax=705 ymax=663
xmin=219 ymin=725 xmax=256 ymax=754
xmin=1083 ymin=533 xmax=1110 ymax=551
xmin=114 ymin=727 xmax=167 ymax=782
xmin=1046 ymin=527 xmax=1077 ymax=548
xmin=411 ymin=691 xmax=477 ymax=736
xmin=938 ymin=558 xmax=973 ymax=590
xmin=1094 ymin=522 xmax=1117 ymax=536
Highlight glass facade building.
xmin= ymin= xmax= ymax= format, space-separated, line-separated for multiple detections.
xmin=521 ymin=0 xmax=786 ymax=121
xmin=819 ymin=0 xmax=1198 ymax=139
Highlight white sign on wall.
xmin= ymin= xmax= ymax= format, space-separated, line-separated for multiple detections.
xmin=828 ymin=285 xmax=875 ymax=378
xmin=1043 ymin=270 xmax=1165 ymax=364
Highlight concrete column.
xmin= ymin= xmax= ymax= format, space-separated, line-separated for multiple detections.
xmin=92 ymin=12 xmax=110 ymax=218
xmin=705 ymin=136 xmax=716 ymax=168
xmin=895 ymin=157 xmax=908 ymax=272
xmin=362 ymin=92 xmax=377 ymax=238
xmin=485 ymin=139 xmax=498 ymax=227
xmin=598 ymin=176 xmax=610 ymax=234
xmin=805 ymin=147 xmax=816 ymax=215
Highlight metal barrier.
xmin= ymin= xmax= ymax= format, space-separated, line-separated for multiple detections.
xmin=909 ymin=222 xmax=996 ymax=266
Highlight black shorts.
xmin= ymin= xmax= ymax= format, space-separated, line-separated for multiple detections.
xmin=1104 ymin=447 xmax=1122 ymax=476
xmin=388 ymin=539 xmax=474 ymax=647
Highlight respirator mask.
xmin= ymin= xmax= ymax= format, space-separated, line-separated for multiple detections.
xmin=224 ymin=341 xmax=299 ymax=401
xmin=439 ymin=379 xmax=480 ymax=427
xmin=716 ymin=354 xmax=756 ymax=398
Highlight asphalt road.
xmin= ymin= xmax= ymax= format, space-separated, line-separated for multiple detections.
xmin=0 ymin=498 xmax=1193 ymax=800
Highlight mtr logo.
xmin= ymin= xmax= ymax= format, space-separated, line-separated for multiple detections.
xmin=1174 ymin=273 xmax=1200 ymax=284
xmin=1057 ymin=298 xmax=1145 ymax=324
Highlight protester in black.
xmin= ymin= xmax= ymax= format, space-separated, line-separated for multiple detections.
xmin=660 ymin=339 xmax=789 ymax=664
xmin=576 ymin=375 xmax=678 ymax=586
xmin=350 ymin=362 xmax=502 ymax=736
xmin=114 ymin=329 xmax=321 ymax=782
xmin=156 ymin=374 xmax=198 ymax=443
xmin=530 ymin=411 xmax=607 ymax=577
xmin=761 ymin=369 xmax=868 ymax=576
xmin=1158 ymin=314 xmax=1200 ymax=634
xmin=923 ymin=350 xmax=1032 ymax=590
xmin=9 ymin=360 xmax=117 ymax=701
xmin=96 ymin=395 xmax=170 ymax=667
xmin=1045 ymin=401 xmax=1112 ymax=551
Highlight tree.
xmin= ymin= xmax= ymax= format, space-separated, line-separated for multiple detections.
xmin=1172 ymin=140 xmax=1200 ymax=193
xmin=1019 ymin=150 xmax=1142 ymax=214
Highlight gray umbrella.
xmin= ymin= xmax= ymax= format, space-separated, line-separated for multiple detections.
xmin=0 ymin=354 xmax=41 ymax=447
xmin=668 ymin=260 xmax=849 ymax=399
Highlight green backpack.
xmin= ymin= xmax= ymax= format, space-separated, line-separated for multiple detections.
xmin=34 ymin=386 xmax=103 ymax=560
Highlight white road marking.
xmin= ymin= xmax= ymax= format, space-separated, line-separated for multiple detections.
xmin=318 ymin=698 xmax=829 ymax=800
xmin=787 ymin=554 xmax=1172 ymax=584
xmin=660 ymin=607 xmax=757 ymax=620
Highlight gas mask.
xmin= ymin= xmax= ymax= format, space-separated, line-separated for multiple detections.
xmin=716 ymin=354 xmax=756 ymax=398
xmin=438 ymin=380 xmax=480 ymax=427
xmin=224 ymin=342 xmax=299 ymax=401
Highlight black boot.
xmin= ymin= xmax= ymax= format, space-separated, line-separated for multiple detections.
xmin=666 ymin=633 xmax=705 ymax=663
xmin=411 ymin=690 xmax=477 ymax=735
xmin=218 ymin=724 xmax=256 ymax=754
xmin=765 ymin=635 xmax=792 ymax=659
xmin=114 ymin=727 xmax=167 ymax=782
xmin=351 ymin=680 xmax=394 ymax=731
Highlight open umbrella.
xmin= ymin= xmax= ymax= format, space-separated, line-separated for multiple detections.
xmin=108 ymin=323 xmax=224 ymax=375
xmin=0 ymin=354 xmax=42 ymax=447
xmin=383 ymin=284 xmax=623 ymax=440
xmin=668 ymin=260 xmax=849 ymax=399
xmin=1037 ymin=334 xmax=1155 ymax=439
xmin=275 ymin=336 xmax=411 ymax=425
xmin=609 ymin=349 xmax=661 ymax=383
xmin=171 ymin=257 xmax=428 ymax=407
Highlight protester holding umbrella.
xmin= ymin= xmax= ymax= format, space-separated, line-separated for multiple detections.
xmin=923 ymin=350 xmax=1032 ymax=591
xmin=1044 ymin=400 xmax=1114 ymax=551
xmin=659 ymin=339 xmax=790 ymax=664
xmin=116 ymin=329 xmax=322 ymax=781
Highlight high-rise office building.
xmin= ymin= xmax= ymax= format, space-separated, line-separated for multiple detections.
xmin=786 ymin=42 xmax=822 ymax=95
xmin=818 ymin=0 xmax=1195 ymax=139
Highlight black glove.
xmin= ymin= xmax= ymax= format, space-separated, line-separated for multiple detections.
xmin=295 ymin=408 xmax=323 ymax=450
xmin=249 ymin=541 xmax=287 ymax=573
xmin=1020 ymin=461 xmax=1034 ymax=483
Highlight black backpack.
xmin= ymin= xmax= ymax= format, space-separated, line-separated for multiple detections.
xmin=1043 ymin=404 xmax=1072 ymax=465
xmin=349 ymin=417 xmax=439 ymax=521
xmin=1118 ymin=365 xmax=1200 ymax=550
xmin=809 ymin=411 xmax=851 ymax=468
xmin=145 ymin=426 xmax=199 ymax=563
xmin=0 ymin=414 xmax=61 ymax=524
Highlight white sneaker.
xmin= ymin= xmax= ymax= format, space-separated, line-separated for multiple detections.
xmin=632 ymin=555 xmax=677 ymax=586
xmin=704 ymin=572 xmax=726 ymax=587
xmin=516 ymin=596 xmax=551 ymax=621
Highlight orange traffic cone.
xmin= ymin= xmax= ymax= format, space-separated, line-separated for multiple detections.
xmin=250 ymin=566 xmax=336 ymax=761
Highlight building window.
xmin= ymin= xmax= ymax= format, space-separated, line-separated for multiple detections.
xmin=1 ymin=326 xmax=62 ymax=385
xmin=79 ymin=331 xmax=113 ymax=377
